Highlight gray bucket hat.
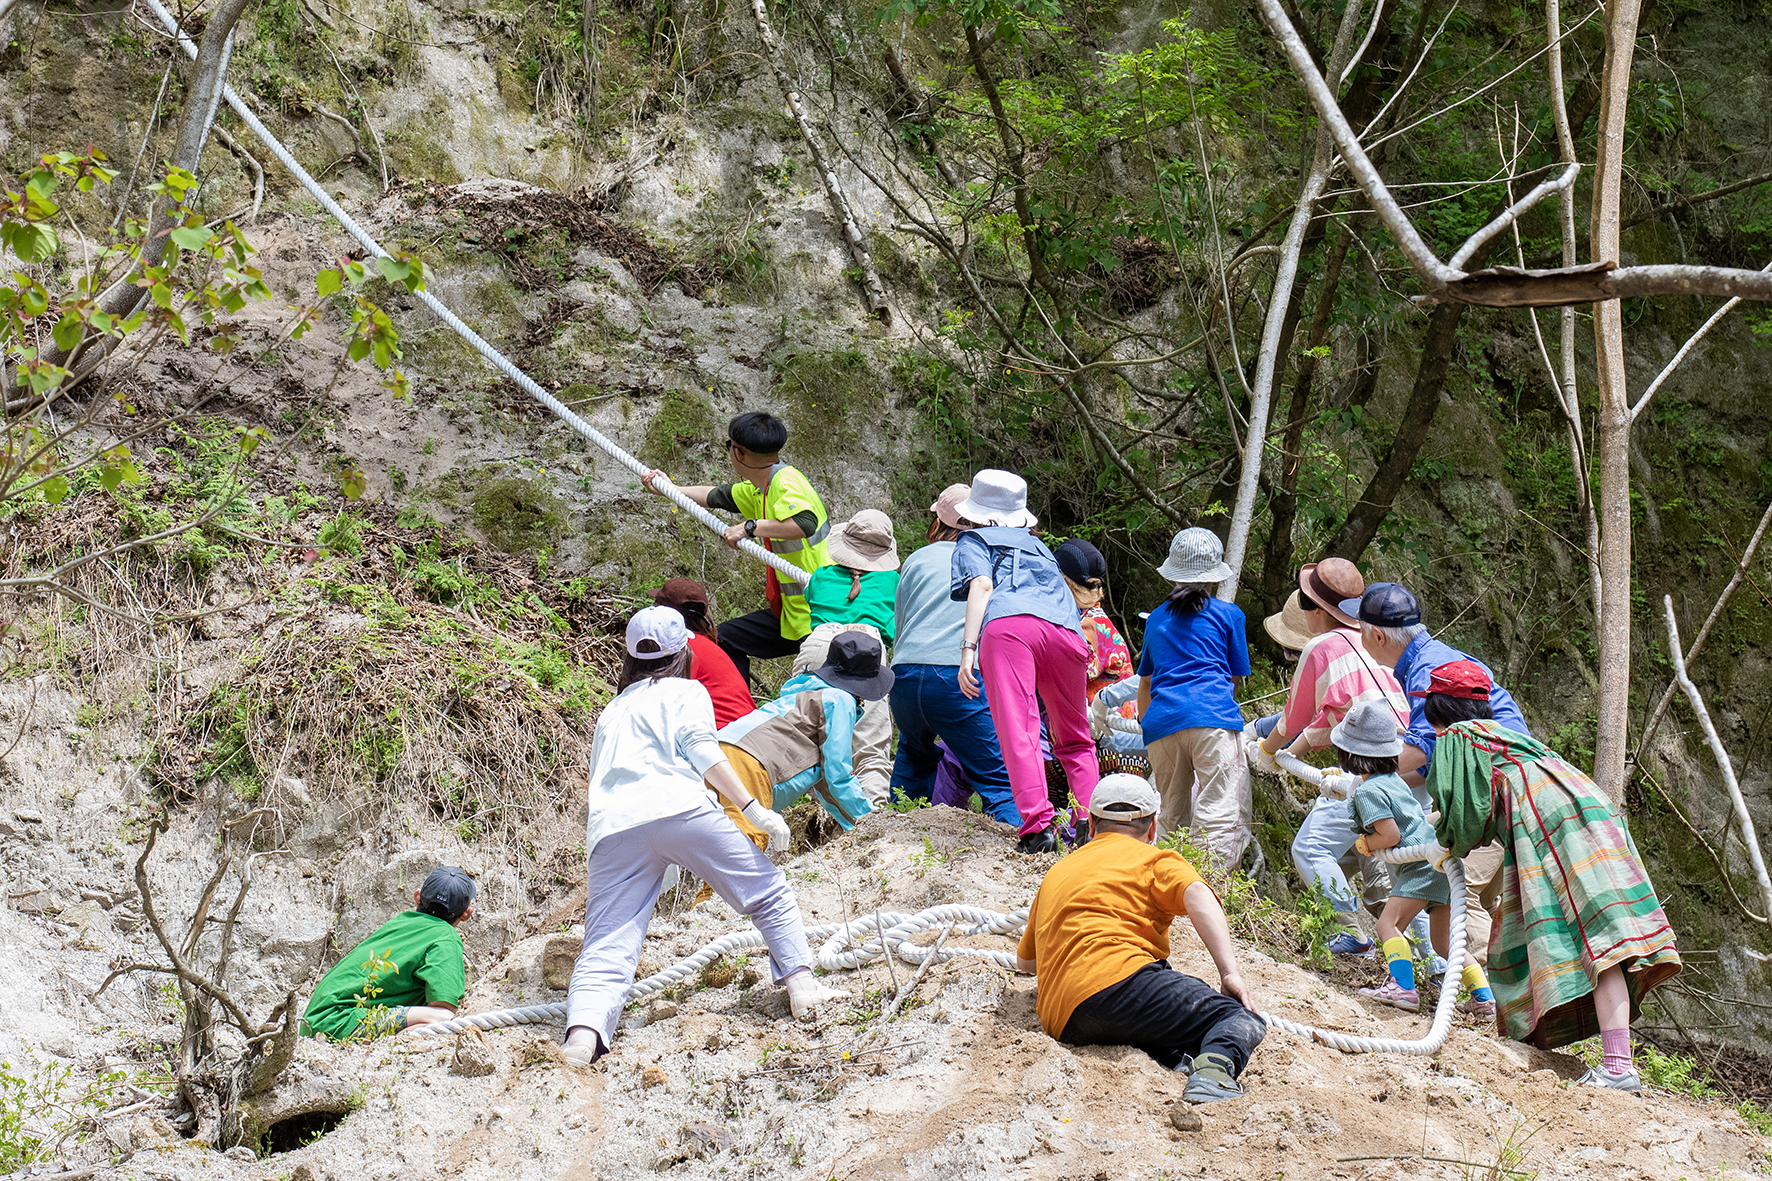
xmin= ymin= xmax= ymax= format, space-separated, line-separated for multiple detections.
xmin=1328 ymin=698 xmax=1404 ymax=758
xmin=1157 ymin=527 xmax=1233 ymax=584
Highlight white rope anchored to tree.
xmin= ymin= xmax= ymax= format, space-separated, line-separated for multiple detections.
xmin=136 ymin=0 xmax=808 ymax=585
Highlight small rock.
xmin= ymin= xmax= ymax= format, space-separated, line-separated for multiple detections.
xmin=59 ymin=900 xmax=108 ymax=932
xmin=290 ymin=1165 xmax=318 ymax=1181
xmin=451 ymin=1028 xmax=496 ymax=1077
xmin=224 ymin=1145 xmax=257 ymax=1161
xmin=681 ymin=1121 xmax=732 ymax=1156
xmin=703 ymin=1031 xmax=725 ymax=1051
xmin=564 ymin=1113 xmax=586 ymax=1130
xmin=1170 ymin=1104 xmax=1203 ymax=1132
xmin=740 ymin=964 xmax=762 ymax=987
xmin=649 ymin=1000 xmax=680 ymax=1022
xmin=642 ymin=1065 xmax=669 ymax=1089
xmin=1425 ymin=1085 xmax=1463 ymax=1108
xmin=542 ymin=934 xmax=579 ymax=991
xmin=10 ymin=807 xmax=42 ymax=824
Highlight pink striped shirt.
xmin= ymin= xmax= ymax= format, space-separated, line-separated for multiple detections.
xmin=1277 ymin=628 xmax=1407 ymax=750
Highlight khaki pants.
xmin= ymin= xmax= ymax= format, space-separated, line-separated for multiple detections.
xmin=1460 ymin=842 xmax=1505 ymax=967
xmin=1147 ymin=727 xmax=1253 ymax=869
xmin=793 ymin=622 xmax=891 ymax=806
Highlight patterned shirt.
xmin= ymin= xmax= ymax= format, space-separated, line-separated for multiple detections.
xmin=1277 ymin=627 xmax=1407 ymax=751
xmin=1079 ymin=606 xmax=1135 ymax=700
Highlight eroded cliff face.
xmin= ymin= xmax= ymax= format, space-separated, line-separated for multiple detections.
xmin=4 ymin=0 xmax=1772 ymax=1156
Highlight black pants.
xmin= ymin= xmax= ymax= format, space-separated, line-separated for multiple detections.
xmin=1059 ymin=961 xmax=1267 ymax=1075
xmin=717 ymin=609 xmax=802 ymax=686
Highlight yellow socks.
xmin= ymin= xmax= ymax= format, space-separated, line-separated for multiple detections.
xmin=1383 ymin=936 xmax=1416 ymax=991
xmin=1462 ymin=962 xmax=1494 ymax=1002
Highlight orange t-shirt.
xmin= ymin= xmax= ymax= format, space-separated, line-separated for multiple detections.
xmin=1016 ymin=833 xmax=1207 ymax=1037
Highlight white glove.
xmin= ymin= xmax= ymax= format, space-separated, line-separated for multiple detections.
xmin=1430 ymin=847 xmax=1457 ymax=873
xmin=1318 ymin=772 xmax=1361 ymax=801
xmin=742 ymin=799 xmax=792 ymax=854
xmin=1090 ymin=694 xmax=1112 ymax=741
xmin=1246 ymin=739 xmax=1279 ymax=774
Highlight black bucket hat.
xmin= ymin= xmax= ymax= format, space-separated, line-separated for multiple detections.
xmin=812 ymin=631 xmax=895 ymax=701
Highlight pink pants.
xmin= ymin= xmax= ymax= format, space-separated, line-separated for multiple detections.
xmin=979 ymin=615 xmax=1098 ymax=836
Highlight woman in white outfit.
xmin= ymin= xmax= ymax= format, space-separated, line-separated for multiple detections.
xmin=562 ymin=606 xmax=849 ymax=1065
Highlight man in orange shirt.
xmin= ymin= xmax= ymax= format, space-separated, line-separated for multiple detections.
xmin=1016 ymin=774 xmax=1266 ymax=1105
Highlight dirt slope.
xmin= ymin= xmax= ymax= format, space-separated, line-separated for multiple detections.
xmin=7 ymin=795 xmax=1768 ymax=1181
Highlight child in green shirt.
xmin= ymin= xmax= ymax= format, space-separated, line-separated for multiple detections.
xmin=300 ymin=866 xmax=476 ymax=1041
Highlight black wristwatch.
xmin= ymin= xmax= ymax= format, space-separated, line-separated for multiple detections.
xmin=743 ymin=518 xmax=759 ymax=538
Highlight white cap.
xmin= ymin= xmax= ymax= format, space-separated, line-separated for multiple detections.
xmin=625 ymin=605 xmax=691 ymax=658
xmin=1088 ymin=773 xmax=1160 ymax=821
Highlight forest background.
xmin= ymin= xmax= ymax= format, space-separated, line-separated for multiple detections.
xmin=7 ymin=0 xmax=1772 ymax=1099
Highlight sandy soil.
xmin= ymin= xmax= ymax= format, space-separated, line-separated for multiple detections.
xmin=7 ymin=798 xmax=1768 ymax=1181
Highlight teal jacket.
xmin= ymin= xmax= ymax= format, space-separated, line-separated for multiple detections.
xmin=717 ymin=672 xmax=873 ymax=828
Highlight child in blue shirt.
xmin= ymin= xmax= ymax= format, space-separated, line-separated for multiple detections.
xmin=1334 ymin=700 xmax=1496 ymax=1019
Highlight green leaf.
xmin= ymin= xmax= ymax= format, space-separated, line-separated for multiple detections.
xmin=316 ymin=269 xmax=342 ymax=297
xmin=238 ymin=426 xmax=269 ymax=455
xmin=52 ymin=314 xmax=84 ymax=353
xmin=4 ymin=223 xmax=59 ymax=264
xmin=375 ymin=257 xmax=412 ymax=286
xmin=168 ymin=224 xmax=213 ymax=251
xmin=98 ymin=464 xmax=125 ymax=491
xmin=339 ymin=465 xmax=368 ymax=500
xmin=42 ymin=475 xmax=69 ymax=504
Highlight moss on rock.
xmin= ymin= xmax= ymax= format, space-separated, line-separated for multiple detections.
xmin=472 ymin=472 xmax=568 ymax=553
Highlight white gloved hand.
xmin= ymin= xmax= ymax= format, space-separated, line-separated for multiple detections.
xmin=743 ymin=799 xmax=792 ymax=854
xmin=1246 ymin=739 xmax=1279 ymax=774
xmin=1089 ymin=694 xmax=1112 ymax=741
xmin=1430 ymin=846 xmax=1457 ymax=873
xmin=1318 ymin=772 xmax=1361 ymax=801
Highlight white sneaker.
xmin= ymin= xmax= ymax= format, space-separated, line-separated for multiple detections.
xmin=1576 ymin=1066 xmax=1641 ymax=1093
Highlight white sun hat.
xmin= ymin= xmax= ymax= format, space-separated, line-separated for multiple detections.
xmin=955 ymin=468 xmax=1038 ymax=528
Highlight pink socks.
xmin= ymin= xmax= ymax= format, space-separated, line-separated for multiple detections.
xmin=1600 ymin=1028 xmax=1632 ymax=1075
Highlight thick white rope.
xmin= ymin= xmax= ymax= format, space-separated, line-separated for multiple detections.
xmin=414 ymin=904 xmax=1026 ymax=1037
xmin=137 ymin=0 xmax=807 ymax=585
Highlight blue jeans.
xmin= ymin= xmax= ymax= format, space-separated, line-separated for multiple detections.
xmin=889 ymin=663 xmax=1020 ymax=826
xmin=1293 ymin=797 xmax=1432 ymax=942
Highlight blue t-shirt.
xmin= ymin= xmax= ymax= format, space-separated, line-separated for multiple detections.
xmin=1393 ymin=633 xmax=1530 ymax=762
xmin=1137 ymin=596 xmax=1250 ymax=742
xmin=892 ymin=542 xmax=964 ymax=667
xmin=949 ymin=528 xmax=1082 ymax=636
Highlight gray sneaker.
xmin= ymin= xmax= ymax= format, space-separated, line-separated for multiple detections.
xmin=1181 ymin=1073 xmax=1245 ymax=1105
xmin=1576 ymin=1066 xmax=1642 ymax=1093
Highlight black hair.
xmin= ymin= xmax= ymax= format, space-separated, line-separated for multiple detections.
xmin=674 ymin=599 xmax=715 ymax=637
xmin=1297 ymin=590 xmax=1319 ymax=612
xmin=1334 ymin=747 xmax=1399 ymax=776
xmin=1165 ymin=582 xmax=1213 ymax=614
xmin=728 ymin=410 xmax=788 ymax=454
xmin=1423 ymin=692 xmax=1494 ymax=730
xmin=617 ymin=646 xmax=692 ymax=691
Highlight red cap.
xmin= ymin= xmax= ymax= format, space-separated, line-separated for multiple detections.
xmin=1409 ymin=659 xmax=1491 ymax=700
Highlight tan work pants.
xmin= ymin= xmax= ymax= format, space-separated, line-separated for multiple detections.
xmin=1460 ymin=842 xmax=1505 ymax=967
xmin=1147 ymin=726 xmax=1253 ymax=870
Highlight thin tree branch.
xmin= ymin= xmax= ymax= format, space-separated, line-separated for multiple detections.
xmin=1635 ymin=498 xmax=1772 ymax=760
xmin=1628 ymin=258 xmax=1772 ymax=421
xmin=1622 ymin=170 xmax=1772 ymax=232
xmin=1663 ymin=595 xmax=1772 ymax=923
xmin=1448 ymin=162 xmax=1580 ymax=270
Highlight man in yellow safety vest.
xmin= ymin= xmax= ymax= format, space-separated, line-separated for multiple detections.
xmin=643 ymin=411 xmax=832 ymax=685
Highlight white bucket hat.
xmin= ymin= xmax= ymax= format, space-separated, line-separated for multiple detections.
xmin=1157 ymin=527 xmax=1233 ymax=584
xmin=956 ymin=469 xmax=1038 ymax=528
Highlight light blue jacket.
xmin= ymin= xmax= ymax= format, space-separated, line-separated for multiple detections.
xmin=717 ymin=672 xmax=873 ymax=828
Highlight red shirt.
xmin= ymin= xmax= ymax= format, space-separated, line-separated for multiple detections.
xmin=690 ymin=634 xmax=754 ymax=728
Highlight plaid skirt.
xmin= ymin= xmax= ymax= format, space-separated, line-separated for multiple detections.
xmin=1490 ymin=751 xmax=1680 ymax=1048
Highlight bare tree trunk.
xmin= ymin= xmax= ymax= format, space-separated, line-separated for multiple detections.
xmin=1220 ymin=0 xmax=1370 ymax=600
xmin=1589 ymin=0 xmax=1642 ymax=800
xmin=47 ymin=0 xmax=253 ymax=369
xmin=1545 ymin=0 xmax=1603 ymax=621
xmin=747 ymin=0 xmax=890 ymax=322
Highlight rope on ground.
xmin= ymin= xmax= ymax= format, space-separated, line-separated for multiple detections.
xmin=418 ymin=853 xmax=1464 ymax=1058
xmin=136 ymin=0 xmax=807 ymax=585
xmin=414 ymin=904 xmax=1027 ymax=1037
